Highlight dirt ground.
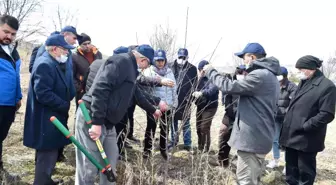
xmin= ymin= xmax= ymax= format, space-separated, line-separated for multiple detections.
xmin=2 ymin=62 xmax=336 ymax=184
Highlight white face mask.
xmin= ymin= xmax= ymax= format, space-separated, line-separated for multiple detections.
xmin=177 ymin=58 xmax=186 ymax=65
xmin=277 ymin=76 xmax=284 ymax=81
xmin=56 ymin=54 xmax=68 ymax=63
xmin=297 ymin=72 xmax=308 ymax=80
xmin=236 ymin=74 xmax=245 ymax=81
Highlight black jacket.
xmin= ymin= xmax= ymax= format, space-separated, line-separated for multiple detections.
xmin=279 ymin=70 xmax=336 ymax=152
xmin=29 ymin=45 xmax=41 ymax=73
xmin=276 ymin=79 xmax=297 ymax=122
xmin=195 ymin=76 xmax=219 ymax=110
xmin=170 ymin=60 xmax=198 ymax=120
xmin=82 ymin=55 xmax=160 ymax=128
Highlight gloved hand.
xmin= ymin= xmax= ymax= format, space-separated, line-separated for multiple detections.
xmin=161 ymin=78 xmax=175 ymax=87
xmin=192 ymin=91 xmax=203 ymax=99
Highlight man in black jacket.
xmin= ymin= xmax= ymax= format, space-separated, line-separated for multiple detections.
xmin=280 ymin=55 xmax=336 ymax=185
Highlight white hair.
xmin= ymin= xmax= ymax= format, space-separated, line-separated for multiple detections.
xmin=45 ymin=46 xmax=55 ymax=52
xmin=132 ymin=50 xmax=146 ymax=59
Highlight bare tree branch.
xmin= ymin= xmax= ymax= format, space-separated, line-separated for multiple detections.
xmin=50 ymin=5 xmax=79 ymax=32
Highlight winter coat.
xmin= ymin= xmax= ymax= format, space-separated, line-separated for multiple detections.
xmin=195 ymin=76 xmax=219 ymax=110
xmin=142 ymin=66 xmax=178 ymax=109
xmin=279 ymin=70 xmax=336 ymax=152
xmin=72 ymin=46 xmax=102 ymax=94
xmin=169 ymin=60 xmax=198 ymax=120
xmin=0 ymin=44 xmax=22 ymax=106
xmin=23 ymin=52 xmax=75 ymax=150
xmin=205 ymin=57 xmax=281 ymax=154
xmin=275 ymin=79 xmax=297 ymax=122
xmin=29 ymin=45 xmax=41 ymax=73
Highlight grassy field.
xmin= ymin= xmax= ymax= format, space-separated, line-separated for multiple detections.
xmin=1 ymin=62 xmax=336 ymax=184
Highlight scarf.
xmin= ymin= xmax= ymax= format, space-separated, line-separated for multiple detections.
xmin=153 ymin=65 xmax=168 ymax=76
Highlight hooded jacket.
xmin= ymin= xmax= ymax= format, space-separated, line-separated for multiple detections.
xmin=205 ymin=57 xmax=281 ymax=154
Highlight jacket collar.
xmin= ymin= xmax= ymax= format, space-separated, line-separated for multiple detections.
xmin=77 ymin=46 xmax=99 ymax=56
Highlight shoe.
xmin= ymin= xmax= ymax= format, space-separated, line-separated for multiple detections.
xmin=124 ymin=141 xmax=133 ymax=149
xmin=219 ymin=159 xmax=230 ymax=168
xmin=266 ymin=159 xmax=279 ymax=169
xmin=282 ymin=167 xmax=286 ymax=175
xmin=57 ymin=154 xmax=66 ymax=162
xmin=160 ymin=150 xmax=168 ymax=160
xmin=128 ymin=136 xmax=140 ymax=143
xmin=183 ymin=145 xmax=191 ymax=151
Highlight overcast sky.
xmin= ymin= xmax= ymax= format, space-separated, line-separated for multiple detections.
xmin=35 ymin=0 xmax=336 ymax=68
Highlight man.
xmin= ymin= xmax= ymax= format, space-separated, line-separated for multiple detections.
xmin=0 ymin=15 xmax=22 ymax=172
xmin=72 ymin=33 xmax=102 ymax=109
xmin=75 ymin=45 xmax=164 ymax=184
xmin=30 ymin=26 xmax=82 ymax=71
xmin=28 ymin=31 xmax=60 ymax=73
xmin=202 ymin=43 xmax=280 ymax=185
xmin=24 ymin=34 xmax=76 ymax=184
xmin=193 ymin=60 xmax=219 ymax=153
xmin=169 ymin=48 xmax=198 ymax=151
xmin=218 ymin=65 xmax=246 ymax=167
xmin=267 ymin=66 xmax=297 ymax=172
xmin=280 ymin=55 xmax=336 ymax=185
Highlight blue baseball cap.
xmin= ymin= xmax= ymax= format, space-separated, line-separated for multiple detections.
xmin=113 ymin=46 xmax=128 ymax=55
xmin=234 ymin=43 xmax=266 ymax=58
xmin=198 ymin=60 xmax=209 ymax=70
xmin=154 ymin=49 xmax=167 ymax=61
xmin=61 ymin=26 xmax=82 ymax=39
xmin=50 ymin=31 xmax=60 ymax=36
xmin=178 ymin=48 xmax=188 ymax=58
xmin=280 ymin=66 xmax=288 ymax=75
xmin=136 ymin=44 xmax=154 ymax=63
xmin=45 ymin=34 xmax=75 ymax=50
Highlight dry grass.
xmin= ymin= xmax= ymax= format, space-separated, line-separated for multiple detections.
xmin=1 ymin=60 xmax=336 ymax=184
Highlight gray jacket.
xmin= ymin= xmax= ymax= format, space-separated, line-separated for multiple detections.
xmin=206 ymin=57 xmax=281 ymax=154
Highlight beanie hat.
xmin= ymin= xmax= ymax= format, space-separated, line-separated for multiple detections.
xmin=295 ymin=55 xmax=323 ymax=70
xmin=78 ymin=33 xmax=91 ymax=45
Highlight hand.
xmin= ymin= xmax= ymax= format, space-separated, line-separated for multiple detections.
xmin=16 ymin=100 xmax=22 ymax=111
xmin=192 ymin=91 xmax=203 ymax=99
xmin=89 ymin=125 xmax=102 ymax=141
xmin=153 ymin=109 xmax=162 ymax=119
xmin=161 ymin=78 xmax=175 ymax=87
xmin=159 ymin=100 xmax=168 ymax=112
xmin=219 ymin=124 xmax=228 ymax=134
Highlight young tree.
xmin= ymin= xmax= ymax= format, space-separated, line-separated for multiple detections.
xmin=51 ymin=5 xmax=79 ymax=32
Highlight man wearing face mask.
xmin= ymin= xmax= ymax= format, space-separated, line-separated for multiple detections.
xmin=169 ymin=48 xmax=198 ymax=151
xmin=267 ymin=66 xmax=297 ymax=172
xmin=279 ymin=55 xmax=336 ymax=185
xmin=202 ymin=43 xmax=281 ymax=185
xmin=24 ymin=34 xmax=76 ymax=184
xmin=75 ymin=45 xmax=161 ymax=184
xmin=72 ymin=33 xmax=102 ymax=109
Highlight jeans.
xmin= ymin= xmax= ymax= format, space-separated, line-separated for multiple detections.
xmin=272 ymin=121 xmax=281 ymax=160
xmin=170 ymin=118 xmax=191 ymax=147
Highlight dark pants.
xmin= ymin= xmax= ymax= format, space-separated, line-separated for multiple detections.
xmin=0 ymin=106 xmax=16 ymax=162
xmin=218 ymin=115 xmax=233 ymax=164
xmin=285 ymin=147 xmax=317 ymax=185
xmin=144 ymin=110 xmax=170 ymax=153
xmin=127 ymin=103 xmax=136 ymax=138
xmin=196 ymin=107 xmax=217 ymax=152
xmin=115 ymin=114 xmax=128 ymax=154
xmin=34 ymin=149 xmax=59 ymax=185
xmin=75 ymin=91 xmax=84 ymax=110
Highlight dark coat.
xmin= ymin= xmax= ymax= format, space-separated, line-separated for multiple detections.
xmin=280 ymin=70 xmax=336 ymax=152
xmin=170 ymin=60 xmax=198 ymax=120
xmin=24 ymin=52 xmax=75 ymax=150
xmin=275 ymin=79 xmax=297 ymax=122
xmin=195 ymin=76 xmax=219 ymax=110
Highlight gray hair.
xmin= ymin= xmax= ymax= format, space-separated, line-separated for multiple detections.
xmin=45 ymin=46 xmax=55 ymax=52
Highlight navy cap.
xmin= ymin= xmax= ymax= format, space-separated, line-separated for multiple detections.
xmin=154 ymin=49 xmax=167 ymax=61
xmin=45 ymin=34 xmax=75 ymax=50
xmin=50 ymin=31 xmax=60 ymax=36
xmin=61 ymin=26 xmax=82 ymax=39
xmin=198 ymin=60 xmax=209 ymax=70
xmin=136 ymin=44 xmax=154 ymax=63
xmin=113 ymin=46 xmax=128 ymax=55
xmin=234 ymin=43 xmax=266 ymax=58
xmin=178 ymin=48 xmax=188 ymax=57
xmin=280 ymin=66 xmax=288 ymax=75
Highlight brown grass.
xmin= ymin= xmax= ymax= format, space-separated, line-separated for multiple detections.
xmin=1 ymin=59 xmax=336 ymax=184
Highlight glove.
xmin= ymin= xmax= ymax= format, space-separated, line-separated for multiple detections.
xmin=192 ymin=91 xmax=203 ymax=99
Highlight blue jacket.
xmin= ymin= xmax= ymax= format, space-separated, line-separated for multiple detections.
xmin=195 ymin=76 xmax=219 ymax=110
xmin=23 ymin=52 xmax=75 ymax=150
xmin=0 ymin=45 xmax=22 ymax=106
